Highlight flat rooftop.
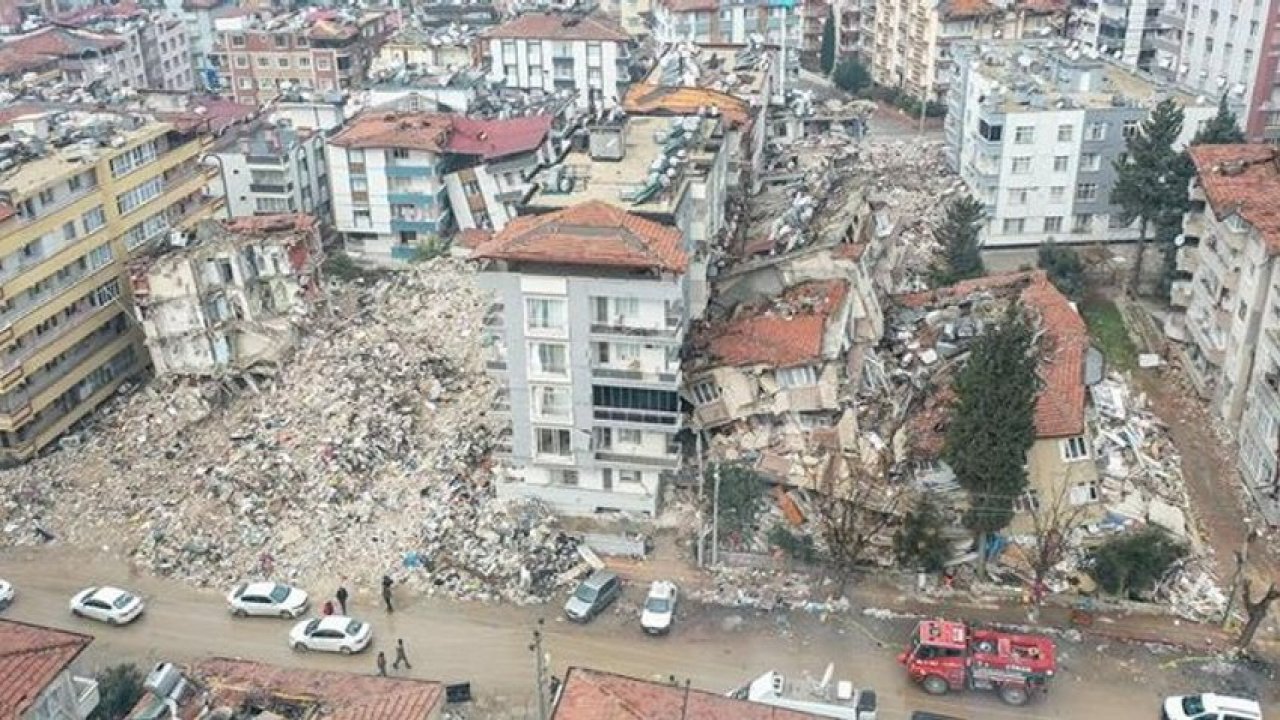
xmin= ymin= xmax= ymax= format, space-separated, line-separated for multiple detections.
xmin=0 ymin=111 xmax=171 ymax=198
xmin=644 ymin=43 xmax=772 ymax=104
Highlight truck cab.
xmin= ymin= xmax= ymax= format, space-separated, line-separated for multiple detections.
xmin=899 ymin=619 xmax=1055 ymax=707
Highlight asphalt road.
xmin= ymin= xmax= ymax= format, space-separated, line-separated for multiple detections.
xmin=0 ymin=547 xmax=1225 ymax=719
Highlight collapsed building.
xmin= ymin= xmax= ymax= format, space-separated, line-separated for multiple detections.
xmin=129 ymin=214 xmax=324 ymax=378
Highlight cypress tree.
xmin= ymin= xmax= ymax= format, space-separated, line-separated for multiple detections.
xmin=930 ymin=195 xmax=986 ymax=286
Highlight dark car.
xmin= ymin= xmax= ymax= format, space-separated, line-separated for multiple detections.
xmin=563 ymin=571 xmax=622 ymax=622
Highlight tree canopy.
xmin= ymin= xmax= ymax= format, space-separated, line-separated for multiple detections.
xmin=1037 ymin=241 xmax=1085 ymax=299
xmin=1088 ymin=526 xmax=1187 ymax=598
xmin=930 ymin=195 xmax=986 ymax=286
xmin=710 ymin=463 xmax=767 ymax=541
xmin=819 ymin=8 xmax=836 ymax=76
xmin=832 ymin=57 xmax=871 ymax=95
xmin=894 ymin=494 xmax=952 ymax=573
xmin=1192 ymin=94 xmax=1245 ymax=145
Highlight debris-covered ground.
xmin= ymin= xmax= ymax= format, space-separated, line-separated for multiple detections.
xmin=0 ymin=259 xmax=582 ymax=602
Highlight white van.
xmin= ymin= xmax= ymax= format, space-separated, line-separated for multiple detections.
xmin=1162 ymin=693 xmax=1263 ymax=720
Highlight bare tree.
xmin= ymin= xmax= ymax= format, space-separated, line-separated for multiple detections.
xmin=815 ymin=432 xmax=906 ymax=593
xmin=1237 ymin=579 xmax=1280 ymax=652
xmin=1023 ymin=479 xmax=1093 ymax=597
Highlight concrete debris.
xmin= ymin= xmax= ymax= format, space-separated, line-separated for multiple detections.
xmin=693 ymin=566 xmax=851 ymax=613
xmin=0 ymin=259 xmax=582 ymax=603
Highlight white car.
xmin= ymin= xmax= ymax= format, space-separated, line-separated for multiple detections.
xmin=289 ymin=616 xmax=372 ymax=654
xmin=227 ymin=582 xmax=309 ymax=618
xmin=0 ymin=579 xmax=13 ymax=610
xmin=69 ymin=586 xmax=144 ymax=626
xmin=640 ymin=580 xmax=678 ymax=635
xmin=1161 ymin=693 xmax=1262 ymax=720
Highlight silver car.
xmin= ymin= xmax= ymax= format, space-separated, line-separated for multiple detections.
xmin=564 ymin=571 xmax=621 ymax=623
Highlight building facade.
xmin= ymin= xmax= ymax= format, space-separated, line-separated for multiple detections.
xmin=441 ymin=115 xmax=556 ymax=231
xmin=0 ymin=620 xmax=99 ymax=720
xmin=474 ymin=201 xmax=690 ymax=516
xmin=651 ymin=0 xmax=802 ymax=47
xmin=209 ymin=121 xmax=330 ymax=220
xmin=480 ymin=11 xmax=633 ymax=108
xmin=0 ymin=108 xmax=220 ymax=461
xmin=1071 ymin=0 xmax=1165 ymax=71
xmin=946 ymin=41 xmax=1216 ymax=251
xmin=52 ymin=5 xmax=196 ymax=91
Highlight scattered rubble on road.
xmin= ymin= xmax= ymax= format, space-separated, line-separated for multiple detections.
xmin=0 ymin=259 xmax=583 ymax=603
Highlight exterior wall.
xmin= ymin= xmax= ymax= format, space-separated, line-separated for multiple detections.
xmin=376 ymin=41 xmax=472 ymax=71
xmin=22 ymin=668 xmax=98 ymax=720
xmin=327 ymin=143 xmax=448 ymax=263
xmin=1072 ymin=0 xmax=1161 ymax=70
xmin=480 ymin=270 xmax=687 ymax=516
xmin=598 ymin=0 xmax=652 ymax=37
xmin=651 ymin=3 xmax=801 ymax=47
xmin=444 ymin=154 xmax=540 ymax=231
xmin=1238 ymin=327 xmax=1280 ymax=507
xmin=212 ymin=136 xmax=329 ymax=219
xmin=484 ymin=36 xmax=626 ymax=108
xmin=149 ymin=16 xmax=196 ymax=90
xmin=1011 ymin=435 xmax=1104 ymax=534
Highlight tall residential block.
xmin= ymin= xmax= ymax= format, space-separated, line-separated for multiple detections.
xmin=480 ymin=10 xmax=634 ymax=108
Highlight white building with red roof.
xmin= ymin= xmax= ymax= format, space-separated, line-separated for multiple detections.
xmin=0 ymin=620 xmax=99 ymax=720
xmin=472 ymin=200 xmax=690 ymax=515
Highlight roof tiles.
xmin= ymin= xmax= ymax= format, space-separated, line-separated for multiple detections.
xmin=330 ymin=111 xmax=453 ymax=152
xmin=699 ymin=280 xmax=850 ymax=369
xmin=623 ymin=85 xmax=751 ymax=128
xmin=475 ymin=201 xmax=687 ymax=272
xmin=552 ymin=667 xmax=825 ymax=720
xmin=1187 ymin=144 xmax=1280 ymax=255
xmin=0 ymin=620 xmax=92 ymax=718
xmin=482 ymin=12 xmax=630 ymax=42
xmin=445 ymin=115 xmax=552 ymax=159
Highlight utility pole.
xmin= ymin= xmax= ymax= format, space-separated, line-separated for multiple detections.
xmin=529 ymin=619 xmax=548 ymax=720
xmin=918 ymin=88 xmax=928 ymax=135
xmin=1221 ymin=528 xmax=1259 ymax=628
xmin=711 ymin=462 xmax=722 ymax=566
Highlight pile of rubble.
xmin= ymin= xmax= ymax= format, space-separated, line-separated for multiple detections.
xmin=0 ymin=260 xmax=579 ymax=603
xmin=692 ymin=565 xmax=851 ymax=614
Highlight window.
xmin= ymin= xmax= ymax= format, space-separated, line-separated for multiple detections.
xmin=978 ymin=120 xmax=1003 ymax=141
xmin=68 ymin=174 xmax=82 ymax=192
xmin=593 ymin=296 xmax=640 ymax=325
xmin=1226 ymin=214 xmax=1248 ymax=232
xmin=256 ymin=56 xmax=270 ymax=67
xmin=1081 ymin=153 xmax=1101 ymax=171
xmin=1049 ymin=186 xmax=1066 ymax=202
xmin=1013 ymin=489 xmax=1041 ymax=513
xmin=551 ymin=469 xmax=579 ymax=485
xmin=82 ymin=206 xmax=105 ymax=234
xmin=1122 ymin=119 xmax=1140 ymax=138
xmin=1076 ymin=183 xmax=1098 ymax=201
xmin=1053 ymin=155 xmax=1069 ymax=172
xmin=62 ymin=221 xmax=77 ymax=242
xmin=317 ymin=57 xmax=331 ymax=70
xmin=532 ymin=385 xmax=572 ymax=420
xmin=1069 ymin=481 xmax=1100 ymax=505
xmin=391 ymin=148 xmax=410 ymax=160
xmin=1008 ymin=188 xmax=1029 ymax=205
xmin=110 ymin=141 xmax=159 ymax=178
xmin=526 ymin=297 xmax=567 ymax=333
xmin=231 ymin=33 xmax=245 ymax=47
xmin=691 ymin=379 xmax=721 ymax=405
xmin=1002 ymin=218 xmax=1025 ymax=234
xmin=85 ymin=243 xmax=113 ymax=271
xmin=777 ymin=365 xmax=817 ymax=388
xmin=1057 ymin=124 xmax=1073 ymax=142
xmin=1011 ymin=157 xmax=1031 ymax=174
xmin=277 ymin=57 xmax=289 ymax=68
xmin=234 ymin=55 xmax=248 ymax=68
xmin=274 ymin=34 xmax=289 ymax=48
xmin=298 ymin=56 xmax=311 ymax=68
xmin=530 ymin=342 xmax=568 ymax=376
xmin=618 ymin=469 xmax=642 ymax=484
xmin=1086 ymin=122 xmax=1107 ymax=140
xmin=1044 ymin=216 xmax=1063 ymax=232
xmin=1061 ymin=435 xmax=1089 ymax=461
xmin=1014 ymin=126 xmax=1034 ymax=144
xmin=116 ymin=176 xmax=164 ymax=214
xmin=535 ymin=427 xmax=573 ymax=457
xmin=1073 ymin=213 xmax=1093 ymax=233
xmin=238 ymin=77 xmax=252 ymax=89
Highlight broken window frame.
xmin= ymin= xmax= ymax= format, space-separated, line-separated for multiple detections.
xmin=690 ymin=379 xmax=721 ymax=405
xmin=776 ymin=365 xmax=818 ymax=389
xmin=1060 ymin=435 xmax=1090 ymax=462
xmin=1013 ymin=488 xmax=1040 ymax=513
xmin=1068 ymin=481 xmax=1100 ymax=506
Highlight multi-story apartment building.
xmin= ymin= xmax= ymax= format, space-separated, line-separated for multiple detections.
xmin=165 ymin=0 xmax=235 ymax=88
xmin=1071 ymin=0 xmax=1165 ymax=71
xmin=946 ymin=40 xmax=1216 ymax=252
xmin=1151 ymin=0 xmax=1280 ymax=142
xmin=870 ymin=0 xmax=1064 ymax=104
xmin=211 ymin=8 xmax=398 ymax=105
xmin=836 ymin=0 xmax=872 ymax=58
xmin=441 ymin=115 xmax=556 ymax=232
xmin=0 ymin=26 xmax=142 ymax=90
xmin=53 ymin=4 xmax=196 ymax=91
xmin=651 ymin=0 xmax=802 ymax=47
xmin=596 ymin=0 xmax=653 ymax=37
xmin=473 ymin=201 xmax=690 ymax=516
xmin=208 ymin=120 xmax=330 ymax=220
xmin=0 ymin=108 xmax=221 ymax=461
xmin=480 ymin=10 xmax=633 ymax=108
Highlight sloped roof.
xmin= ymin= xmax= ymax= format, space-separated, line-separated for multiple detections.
xmin=444 ymin=114 xmax=552 ymax=160
xmin=482 ymin=12 xmax=630 ymax=42
xmin=623 ymin=84 xmax=750 ymax=128
xmin=0 ymin=26 xmax=125 ymax=76
xmin=1188 ymin=144 xmax=1280 ymax=255
xmin=330 ymin=111 xmax=453 ymax=152
xmin=698 ymin=280 xmax=850 ymax=369
xmin=475 ymin=201 xmax=687 ymax=272
xmin=552 ymin=668 xmax=825 ymax=720
xmin=0 ymin=620 xmax=93 ymax=717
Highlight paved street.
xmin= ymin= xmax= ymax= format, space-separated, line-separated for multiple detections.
xmin=5 ymin=546 xmax=1269 ymax=719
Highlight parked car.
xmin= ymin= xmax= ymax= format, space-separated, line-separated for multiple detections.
xmin=289 ymin=616 xmax=372 ymax=654
xmin=640 ymin=580 xmax=677 ymax=635
xmin=227 ymin=582 xmax=309 ymax=618
xmin=564 ymin=570 xmax=621 ymax=622
xmin=1161 ymin=693 xmax=1262 ymax=720
xmin=69 ymin=586 xmax=144 ymax=626
xmin=0 ymin=579 xmax=13 ymax=610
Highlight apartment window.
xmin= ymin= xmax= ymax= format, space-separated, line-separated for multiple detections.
xmin=551 ymin=469 xmax=579 ymax=485
xmin=586 ymin=41 xmax=602 ymax=65
xmin=1061 ymin=435 xmax=1089 ymax=461
xmin=1069 ymin=481 xmax=1100 ymax=505
xmin=116 ymin=177 xmax=164 ymax=214
xmin=391 ymin=148 xmax=410 ymax=160
xmin=593 ymin=296 xmax=640 ymax=324
xmin=1002 ymin=218 xmax=1025 ymax=234
xmin=255 ymin=197 xmax=289 ymax=213
xmin=1013 ymin=126 xmax=1034 ymax=144
xmin=274 ymin=34 xmax=289 ymax=48
xmin=615 ymin=429 xmax=642 ymax=447
xmin=257 ymin=78 xmax=274 ymax=90
xmin=1044 ymin=216 xmax=1063 ymax=233
xmin=277 ymin=57 xmax=289 ymax=68
xmin=532 ymin=385 xmax=572 ymax=420
xmin=1076 ymin=183 xmax=1098 ymax=201
xmin=353 ymin=208 xmax=371 ymax=226
xmin=1226 ymin=214 xmax=1248 ymax=232
xmin=530 ymin=342 xmax=568 ymax=377
xmin=1008 ymin=188 xmax=1029 ymax=205
xmin=535 ymin=427 xmax=573 ymax=457
xmin=110 ymin=141 xmax=159 ymax=178
xmin=1073 ymin=213 xmax=1093 ymax=233
xmin=298 ymin=56 xmax=311 ymax=68
xmin=1122 ymin=119 xmax=1140 ymax=138
xmin=1049 ymin=186 xmax=1066 ymax=202
xmin=1081 ymin=153 xmax=1101 ymax=172
xmin=234 ymin=55 xmax=248 ymax=68
xmin=1057 ymin=125 xmax=1073 ymax=142
xmin=1086 ymin=122 xmax=1107 ymax=140
xmin=777 ymin=365 xmax=818 ymax=388
xmin=81 ymin=206 xmax=105 ymax=234
xmin=978 ymin=120 xmax=1003 ymax=141
xmin=1053 ymin=155 xmax=1069 ymax=172
xmin=1011 ymin=157 xmax=1031 ymax=174
xmin=1014 ymin=488 xmax=1041 ymax=513
xmin=62 ymin=221 xmax=76 ymax=242
xmin=317 ymin=57 xmax=331 ymax=70
xmin=238 ymin=77 xmax=252 ymax=90
xmin=587 ymin=68 xmax=602 ymax=87
xmin=691 ymin=379 xmax=721 ymax=405
xmin=67 ymin=174 xmax=83 ymax=192
xmin=526 ymin=297 xmax=567 ymax=333
xmin=85 ymin=243 xmax=113 ymax=271
xmin=256 ymin=56 xmax=270 ymax=68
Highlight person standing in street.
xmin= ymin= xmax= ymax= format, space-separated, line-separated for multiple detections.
xmin=376 ymin=651 xmax=387 ymax=676
xmin=393 ymin=638 xmax=411 ymax=670
xmin=336 ymin=585 xmax=349 ymax=615
xmin=381 ymin=575 xmax=394 ymax=613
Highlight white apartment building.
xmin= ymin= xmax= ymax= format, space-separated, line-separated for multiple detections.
xmin=441 ymin=115 xmax=556 ymax=231
xmin=869 ymin=0 xmax=1063 ymax=104
xmin=473 ymin=201 xmax=690 ymax=516
xmin=480 ymin=11 xmax=633 ymax=108
xmin=946 ymin=41 xmax=1216 ymax=251
xmin=1072 ymin=0 xmax=1164 ymax=71
xmin=650 ymin=0 xmax=802 ymax=48
xmin=209 ymin=122 xmax=330 ymax=220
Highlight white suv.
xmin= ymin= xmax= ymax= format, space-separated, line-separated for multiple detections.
xmin=1162 ymin=694 xmax=1263 ymax=720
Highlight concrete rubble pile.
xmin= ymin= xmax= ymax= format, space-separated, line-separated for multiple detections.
xmin=692 ymin=565 xmax=851 ymax=614
xmin=0 ymin=260 xmax=580 ymax=602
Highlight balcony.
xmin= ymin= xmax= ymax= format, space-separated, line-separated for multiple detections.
xmin=249 ymin=182 xmax=292 ymax=194
xmin=591 ymin=366 xmax=679 ymax=385
xmin=595 ymin=450 xmax=680 ymax=468
xmin=589 ymin=322 xmax=680 ymax=340
xmin=385 ymin=165 xmax=436 ymax=178
xmin=246 ymin=154 xmax=285 ymax=165
xmin=388 ymin=191 xmax=436 ymax=205
xmin=592 ymin=406 xmax=679 ymax=427
xmin=74 ymin=675 xmax=100 ymax=719
xmin=1175 ymin=243 xmax=1200 ymax=275
xmin=0 ymin=302 xmax=119 ymax=391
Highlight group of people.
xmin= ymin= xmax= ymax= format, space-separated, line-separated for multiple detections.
xmin=315 ymin=576 xmax=407 ymax=676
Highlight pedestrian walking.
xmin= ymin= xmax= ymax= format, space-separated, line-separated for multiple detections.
xmin=376 ymin=651 xmax=387 ymax=677
xmin=322 ymin=600 xmax=335 ymax=616
xmin=381 ymin=575 xmax=394 ymax=613
xmin=393 ymin=638 xmax=411 ymax=670
xmin=336 ymin=585 xmax=349 ymax=615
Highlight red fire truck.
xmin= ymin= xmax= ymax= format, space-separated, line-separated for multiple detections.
xmin=898 ymin=619 xmax=1056 ymax=706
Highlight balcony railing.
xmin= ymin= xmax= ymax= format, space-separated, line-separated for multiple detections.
xmin=589 ymin=322 xmax=680 ymax=339
xmin=249 ymin=182 xmax=291 ymax=193
xmin=591 ymin=366 xmax=678 ymax=384
xmin=595 ymin=450 xmax=680 ymax=468
xmin=74 ymin=675 xmax=100 ymax=719
xmin=592 ymin=407 xmax=679 ymax=426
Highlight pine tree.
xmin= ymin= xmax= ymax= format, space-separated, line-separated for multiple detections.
xmin=1193 ymin=94 xmax=1245 ymax=145
xmin=1037 ymin=241 xmax=1085 ymax=299
xmin=943 ymin=302 xmax=1038 ymax=578
xmin=1111 ymin=99 xmax=1195 ymax=292
xmin=930 ymin=195 xmax=986 ymax=286
xmin=819 ymin=7 xmax=837 ymax=76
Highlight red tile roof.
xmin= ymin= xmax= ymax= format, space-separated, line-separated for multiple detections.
xmin=552 ymin=667 xmax=825 ymax=720
xmin=623 ymin=85 xmax=751 ymax=128
xmin=330 ymin=111 xmax=453 ymax=152
xmin=658 ymin=0 xmax=721 ymax=12
xmin=897 ymin=270 xmax=1088 ymax=439
xmin=133 ymin=658 xmax=444 ymax=720
xmin=52 ymin=1 xmax=144 ymax=27
xmin=0 ymin=620 xmax=93 ymax=718
xmin=0 ymin=202 xmax=16 ymax=223
xmin=0 ymin=26 xmax=125 ymax=76
xmin=445 ymin=114 xmax=552 ymax=160
xmin=156 ymin=98 xmax=258 ymax=134
xmin=1187 ymin=144 xmax=1280 ymax=255
xmin=221 ymin=213 xmax=318 ymax=234
xmin=483 ymin=12 xmax=630 ymax=42
xmin=456 ymin=228 xmax=492 ymax=249
xmin=698 ymin=280 xmax=850 ymax=369
xmin=475 ymin=201 xmax=687 ymax=272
